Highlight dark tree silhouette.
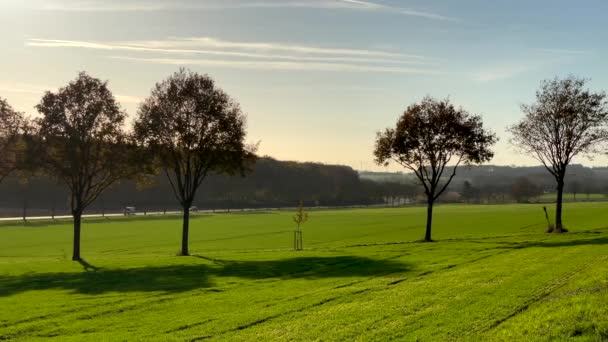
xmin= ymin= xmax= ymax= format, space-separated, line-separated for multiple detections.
xmin=461 ymin=180 xmax=480 ymax=203
xmin=134 ymin=69 xmax=256 ymax=256
xmin=33 ymin=72 xmax=135 ymax=261
xmin=567 ymin=181 xmax=581 ymax=201
xmin=0 ymin=97 xmax=28 ymax=182
xmin=374 ymin=97 xmax=496 ymax=241
xmin=511 ymin=176 xmax=542 ymax=203
xmin=510 ymin=77 xmax=608 ymax=233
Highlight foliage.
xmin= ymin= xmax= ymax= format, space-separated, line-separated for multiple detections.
xmin=461 ymin=180 xmax=480 ymax=203
xmin=511 ymin=176 xmax=543 ymax=203
xmin=0 ymin=97 xmax=28 ymax=182
xmin=292 ymin=200 xmax=308 ymax=250
xmin=374 ymin=96 xmax=497 ymax=241
xmin=293 ymin=200 xmax=309 ymax=230
xmin=134 ymin=68 xmax=256 ymax=256
xmin=31 ymin=72 xmax=136 ymax=260
xmin=510 ymin=76 xmax=608 ymax=232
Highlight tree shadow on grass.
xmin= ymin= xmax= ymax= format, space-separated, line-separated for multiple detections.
xmin=215 ymin=256 xmax=408 ymax=280
xmin=0 ymin=256 xmax=408 ymax=297
xmin=468 ymin=233 xmax=608 ymax=251
xmin=498 ymin=235 xmax=608 ymax=249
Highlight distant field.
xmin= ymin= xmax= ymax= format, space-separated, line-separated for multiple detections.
xmin=1 ymin=203 xmax=608 ymax=341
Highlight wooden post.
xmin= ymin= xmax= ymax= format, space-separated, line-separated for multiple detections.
xmin=299 ymin=231 xmax=303 ymax=250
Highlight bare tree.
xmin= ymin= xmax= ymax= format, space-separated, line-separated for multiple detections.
xmin=0 ymin=97 xmax=28 ymax=182
xmin=568 ymin=180 xmax=581 ymax=201
xmin=374 ymin=97 xmax=496 ymax=241
xmin=510 ymin=77 xmax=608 ymax=232
xmin=511 ymin=176 xmax=542 ymax=203
xmin=134 ymin=69 xmax=256 ymax=256
xmin=33 ymin=72 xmax=136 ymax=261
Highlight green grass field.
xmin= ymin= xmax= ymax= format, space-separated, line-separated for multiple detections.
xmin=2 ymin=203 xmax=608 ymax=341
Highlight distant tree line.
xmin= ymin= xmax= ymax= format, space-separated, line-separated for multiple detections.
xmin=0 ymin=156 xmax=390 ymax=215
xmin=362 ymin=164 xmax=608 ymax=205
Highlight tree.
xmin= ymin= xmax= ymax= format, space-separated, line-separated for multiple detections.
xmin=567 ymin=180 xmax=581 ymax=201
xmin=33 ymin=72 xmax=135 ymax=261
xmin=461 ymin=180 xmax=480 ymax=203
xmin=0 ymin=97 xmax=28 ymax=182
xmin=134 ymin=69 xmax=256 ymax=256
xmin=581 ymin=176 xmax=596 ymax=200
xmin=511 ymin=176 xmax=542 ymax=203
xmin=510 ymin=76 xmax=608 ymax=232
xmin=293 ymin=200 xmax=308 ymax=251
xmin=374 ymin=97 xmax=496 ymax=241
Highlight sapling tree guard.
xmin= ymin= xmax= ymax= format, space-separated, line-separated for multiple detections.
xmin=374 ymin=97 xmax=496 ymax=241
xmin=293 ymin=201 xmax=308 ymax=251
xmin=510 ymin=76 xmax=608 ymax=232
xmin=33 ymin=72 xmax=137 ymax=261
xmin=134 ymin=69 xmax=256 ymax=256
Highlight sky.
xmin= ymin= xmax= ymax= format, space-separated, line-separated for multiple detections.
xmin=1 ymin=0 xmax=608 ymax=171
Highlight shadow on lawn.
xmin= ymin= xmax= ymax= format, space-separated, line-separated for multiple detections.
xmin=498 ymin=235 xmax=608 ymax=249
xmin=468 ymin=232 xmax=608 ymax=251
xmin=0 ymin=256 xmax=408 ymax=297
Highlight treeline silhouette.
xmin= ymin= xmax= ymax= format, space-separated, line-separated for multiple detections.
xmin=0 ymin=157 xmax=386 ymax=217
xmin=3 ymin=160 xmax=607 ymax=218
xmin=362 ymin=164 xmax=608 ymax=204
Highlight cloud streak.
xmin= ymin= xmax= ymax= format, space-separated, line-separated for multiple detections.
xmin=27 ymin=37 xmax=440 ymax=75
xmin=24 ymin=0 xmax=454 ymax=21
xmin=109 ymin=56 xmax=440 ymax=75
xmin=130 ymin=37 xmax=418 ymax=58
xmin=28 ymin=38 xmax=426 ymax=64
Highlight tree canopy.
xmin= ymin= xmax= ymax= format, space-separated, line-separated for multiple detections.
xmin=374 ymin=96 xmax=496 ymax=241
xmin=134 ymin=68 xmax=256 ymax=256
xmin=0 ymin=97 xmax=28 ymax=182
xmin=33 ymin=72 xmax=135 ymax=260
xmin=510 ymin=76 xmax=608 ymax=231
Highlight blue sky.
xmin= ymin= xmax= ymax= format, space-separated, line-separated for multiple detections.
xmin=1 ymin=0 xmax=607 ymax=170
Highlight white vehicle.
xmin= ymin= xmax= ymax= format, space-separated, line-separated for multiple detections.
xmin=124 ymin=207 xmax=136 ymax=216
xmin=189 ymin=206 xmax=199 ymax=213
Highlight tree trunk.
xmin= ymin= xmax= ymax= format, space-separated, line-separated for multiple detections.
xmin=555 ymin=177 xmax=565 ymax=233
xmin=72 ymin=210 xmax=82 ymax=261
xmin=22 ymin=199 xmax=27 ymax=222
xmin=424 ymin=199 xmax=434 ymax=242
xmin=181 ymin=205 xmax=190 ymax=256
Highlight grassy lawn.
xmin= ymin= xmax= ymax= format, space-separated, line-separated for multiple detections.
xmin=1 ymin=203 xmax=608 ymax=341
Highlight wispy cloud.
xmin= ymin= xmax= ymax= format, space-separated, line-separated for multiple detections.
xmin=130 ymin=37 xmax=418 ymax=58
xmin=27 ymin=37 xmax=441 ymax=75
xmin=22 ymin=0 xmax=454 ymax=21
xmin=110 ymin=56 xmax=440 ymax=75
xmin=27 ymin=38 xmax=427 ymax=64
